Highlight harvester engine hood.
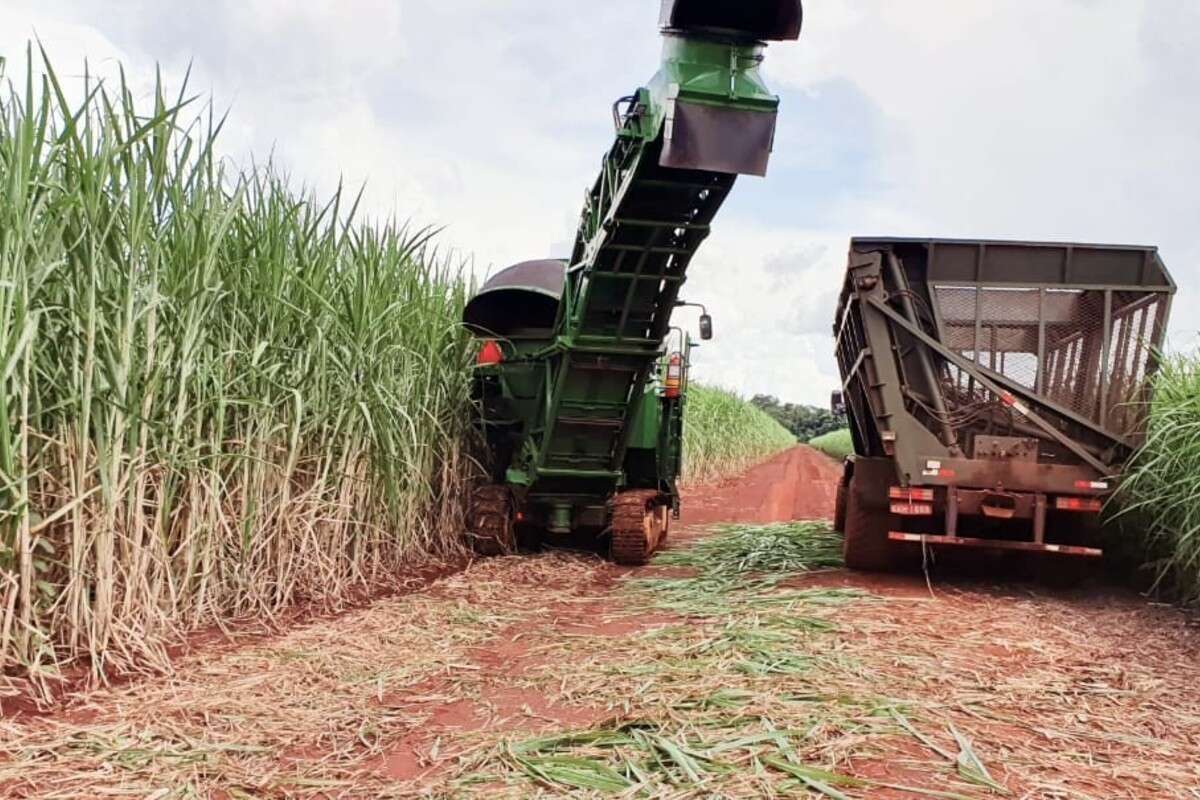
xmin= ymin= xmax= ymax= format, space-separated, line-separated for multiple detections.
xmin=463 ymin=259 xmax=565 ymax=339
xmin=642 ymin=0 xmax=803 ymax=176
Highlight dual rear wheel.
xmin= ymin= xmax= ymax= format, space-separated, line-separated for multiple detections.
xmin=837 ymin=457 xmax=910 ymax=572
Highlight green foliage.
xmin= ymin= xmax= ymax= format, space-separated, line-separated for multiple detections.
xmin=684 ymin=385 xmax=797 ymax=484
xmin=751 ymin=394 xmax=845 ymax=441
xmin=0 ymin=48 xmax=474 ymax=680
xmin=808 ymin=429 xmax=854 ymax=461
xmin=1117 ymin=351 xmax=1200 ymax=604
xmin=654 ymin=521 xmax=845 ymax=578
xmin=629 ymin=521 xmax=853 ymax=617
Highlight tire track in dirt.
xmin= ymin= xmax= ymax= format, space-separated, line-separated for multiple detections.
xmin=680 ymin=445 xmax=841 ymax=527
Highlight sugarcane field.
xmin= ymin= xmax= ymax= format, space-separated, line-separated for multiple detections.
xmin=2 ymin=2 xmax=1199 ymax=798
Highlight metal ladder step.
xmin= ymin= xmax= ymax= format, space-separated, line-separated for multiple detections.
xmin=605 ymin=244 xmax=694 ymax=256
xmin=591 ymin=271 xmax=685 ymax=283
xmin=613 ymin=218 xmax=711 ymax=232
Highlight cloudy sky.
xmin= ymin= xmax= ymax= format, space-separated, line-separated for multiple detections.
xmin=4 ymin=1 xmax=1198 ymax=406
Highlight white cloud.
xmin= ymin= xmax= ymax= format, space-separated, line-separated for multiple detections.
xmin=3 ymin=0 xmax=1197 ymax=406
xmin=682 ymin=224 xmax=846 ymax=403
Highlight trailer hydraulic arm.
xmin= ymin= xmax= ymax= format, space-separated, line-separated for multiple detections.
xmin=866 ymin=296 xmax=1112 ymax=474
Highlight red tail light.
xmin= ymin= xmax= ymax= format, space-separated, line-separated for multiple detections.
xmin=1055 ymin=496 xmax=1103 ymax=513
xmin=889 ymin=487 xmax=934 ymax=502
xmin=664 ymin=353 xmax=683 ymax=399
xmin=477 ymin=340 xmax=503 ymax=366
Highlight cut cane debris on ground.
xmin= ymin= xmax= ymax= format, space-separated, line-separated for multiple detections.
xmin=1 ymin=448 xmax=1197 ymax=798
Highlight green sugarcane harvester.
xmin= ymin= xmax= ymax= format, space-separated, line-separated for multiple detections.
xmin=462 ymin=1 xmax=803 ymax=563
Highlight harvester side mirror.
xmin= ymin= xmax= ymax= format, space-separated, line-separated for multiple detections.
xmin=831 ymin=391 xmax=846 ymax=416
xmin=699 ymin=314 xmax=713 ymax=341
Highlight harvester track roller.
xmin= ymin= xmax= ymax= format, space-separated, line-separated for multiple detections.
xmin=611 ymin=490 xmax=670 ymax=566
xmin=468 ymin=484 xmax=516 ymax=556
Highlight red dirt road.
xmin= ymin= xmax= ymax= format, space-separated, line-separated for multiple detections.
xmin=680 ymin=443 xmax=842 ymax=526
xmin=1 ymin=446 xmax=1197 ymax=798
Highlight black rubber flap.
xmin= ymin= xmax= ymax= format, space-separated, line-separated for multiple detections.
xmin=464 ymin=259 xmax=565 ymax=337
xmin=659 ymin=0 xmax=803 ymax=41
xmin=660 ymin=101 xmax=777 ymax=177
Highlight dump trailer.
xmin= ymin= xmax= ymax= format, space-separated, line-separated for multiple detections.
xmin=832 ymin=237 xmax=1175 ymax=569
xmin=462 ymin=1 xmax=802 ymax=564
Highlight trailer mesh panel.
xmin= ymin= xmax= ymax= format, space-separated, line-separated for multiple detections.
xmin=934 ymin=285 xmax=1167 ymax=438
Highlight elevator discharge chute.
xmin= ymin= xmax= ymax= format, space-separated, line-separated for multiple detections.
xmin=462 ymin=1 xmax=803 ymax=563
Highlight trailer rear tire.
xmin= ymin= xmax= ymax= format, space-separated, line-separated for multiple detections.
xmin=833 ymin=460 xmax=850 ymax=533
xmin=841 ymin=457 xmax=902 ymax=572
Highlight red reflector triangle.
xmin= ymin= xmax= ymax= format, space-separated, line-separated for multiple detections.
xmin=477 ymin=341 xmax=503 ymax=365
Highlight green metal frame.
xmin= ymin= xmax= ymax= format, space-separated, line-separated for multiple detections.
xmin=469 ymin=19 xmax=792 ymax=534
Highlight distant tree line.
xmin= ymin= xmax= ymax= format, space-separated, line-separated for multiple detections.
xmin=751 ymin=395 xmax=845 ymax=442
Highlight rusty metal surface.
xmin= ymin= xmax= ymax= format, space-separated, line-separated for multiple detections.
xmin=660 ymin=101 xmax=777 ymax=177
xmin=850 ymin=237 xmax=1174 ymax=289
xmin=888 ymin=532 xmax=1102 ymax=558
xmin=866 ymin=294 xmax=1113 ymax=474
xmin=953 ymin=488 xmax=1035 ymax=520
xmin=973 ymin=436 xmax=1039 ymax=463
xmin=900 ymin=457 xmax=1104 ymax=496
xmin=476 ymin=259 xmax=566 ymax=298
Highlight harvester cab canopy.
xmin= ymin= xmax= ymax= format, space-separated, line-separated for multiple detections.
xmin=463 ymin=259 xmax=565 ymax=339
xmin=659 ymin=0 xmax=803 ymax=41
